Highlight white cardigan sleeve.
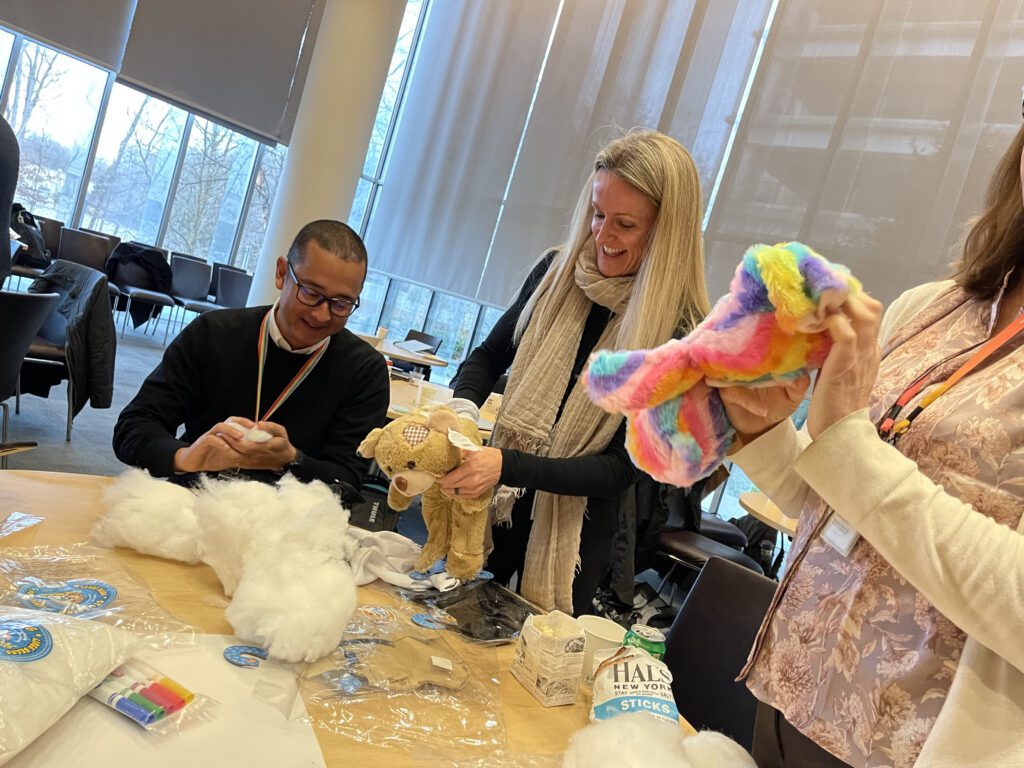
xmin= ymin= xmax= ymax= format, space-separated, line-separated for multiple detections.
xmin=795 ymin=409 xmax=1024 ymax=676
xmin=729 ymin=280 xmax=955 ymax=520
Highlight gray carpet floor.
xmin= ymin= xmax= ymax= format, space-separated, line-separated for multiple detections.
xmin=6 ymin=319 xmax=167 ymax=476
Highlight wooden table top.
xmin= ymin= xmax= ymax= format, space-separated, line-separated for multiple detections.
xmin=0 ymin=470 xmax=598 ymax=766
xmin=377 ymin=339 xmax=449 ymax=368
xmin=738 ymin=491 xmax=798 ymax=537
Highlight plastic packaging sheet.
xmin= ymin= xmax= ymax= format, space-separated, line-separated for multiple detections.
xmin=0 ymin=512 xmax=44 ymax=539
xmin=301 ymin=598 xmax=507 ymax=762
xmin=0 ymin=545 xmax=195 ymax=649
xmin=394 ymin=578 xmax=544 ymax=645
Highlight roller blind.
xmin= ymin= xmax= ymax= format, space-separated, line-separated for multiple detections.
xmin=481 ymin=0 xmax=773 ymax=306
xmin=364 ymin=0 xmax=772 ymax=307
xmin=363 ymin=0 xmax=563 ymax=301
xmin=119 ymin=0 xmax=324 ymax=144
xmin=0 ymin=0 xmax=136 ymax=70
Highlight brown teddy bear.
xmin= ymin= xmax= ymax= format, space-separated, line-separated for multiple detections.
xmin=357 ymin=406 xmax=491 ymax=581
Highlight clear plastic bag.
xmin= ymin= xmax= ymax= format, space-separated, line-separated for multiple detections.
xmin=0 ymin=545 xmax=195 ymax=649
xmin=0 ymin=512 xmax=44 ymax=539
xmin=88 ymin=657 xmax=217 ymax=735
xmin=301 ymin=606 xmax=506 ymax=761
xmin=0 ymin=606 xmax=140 ymax=764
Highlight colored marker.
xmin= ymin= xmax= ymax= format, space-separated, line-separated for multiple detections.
xmin=121 ymin=659 xmax=195 ymax=704
xmin=125 ymin=690 xmax=165 ymax=719
xmin=89 ymin=677 xmax=158 ymax=726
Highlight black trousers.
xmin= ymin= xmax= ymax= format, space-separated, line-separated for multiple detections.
xmin=752 ymin=701 xmax=852 ymax=768
xmin=487 ymin=491 xmax=618 ymax=616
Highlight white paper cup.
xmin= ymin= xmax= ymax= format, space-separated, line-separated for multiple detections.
xmin=578 ymin=615 xmax=626 ymax=689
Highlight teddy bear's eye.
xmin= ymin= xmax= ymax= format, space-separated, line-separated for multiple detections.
xmin=385 ymin=465 xmax=393 ymax=474
xmin=406 ymin=460 xmax=417 ymax=469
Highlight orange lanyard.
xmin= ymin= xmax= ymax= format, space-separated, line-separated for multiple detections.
xmin=254 ymin=311 xmax=327 ymax=423
xmin=877 ymin=312 xmax=1024 ymax=442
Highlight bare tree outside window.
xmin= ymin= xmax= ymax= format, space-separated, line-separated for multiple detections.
xmin=234 ymin=141 xmax=287 ymax=272
xmin=164 ymin=117 xmax=257 ymax=262
xmin=82 ymin=84 xmax=188 ymax=243
xmin=3 ymin=40 xmax=106 ymax=222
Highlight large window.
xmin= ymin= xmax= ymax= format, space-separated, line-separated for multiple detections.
xmin=423 ymin=293 xmax=479 ymax=376
xmin=81 ymin=83 xmax=188 ymax=243
xmin=163 ymin=117 xmax=259 ymax=262
xmin=0 ymin=26 xmax=288 ymax=269
xmin=234 ymin=141 xmax=287 ymax=272
xmin=345 ymin=270 xmax=389 ymax=336
xmin=5 ymin=38 xmax=108 ymax=223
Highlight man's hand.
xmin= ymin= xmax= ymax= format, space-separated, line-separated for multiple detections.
xmin=172 ymin=420 xmax=248 ymax=473
xmin=219 ymin=418 xmax=298 ymax=470
xmin=438 ymin=447 xmax=502 ymax=499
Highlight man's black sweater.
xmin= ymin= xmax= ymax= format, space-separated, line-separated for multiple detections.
xmin=113 ymin=306 xmax=389 ymax=487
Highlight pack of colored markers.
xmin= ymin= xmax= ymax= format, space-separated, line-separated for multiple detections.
xmin=88 ymin=658 xmax=209 ymax=731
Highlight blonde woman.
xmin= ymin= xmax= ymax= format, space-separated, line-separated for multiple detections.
xmin=440 ymin=130 xmax=709 ymax=615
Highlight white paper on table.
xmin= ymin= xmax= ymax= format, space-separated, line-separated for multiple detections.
xmin=395 ymin=339 xmax=433 ymax=354
xmin=10 ymin=634 xmax=325 ymax=768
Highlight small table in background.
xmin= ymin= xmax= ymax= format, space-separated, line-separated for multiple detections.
xmin=377 ymin=339 xmax=449 ymax=369
xmin=738 ymin=492 xmax=797 ymax=538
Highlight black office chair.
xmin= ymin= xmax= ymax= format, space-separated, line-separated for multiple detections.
xmin=56 ymin=228 xmax=122 ymax=304
xmin=663 ymin=556 xmax=778 ymax=751
xmin=79 ymin=228 xmax=121 ymax=256
xmin=215 ymin=268 xmax=252 ymax=308
xmin=209 ymin=262 xmax=246 ymax=302
xmin=393 ymin=329 xmax=443 ymax=381
xmin=170 ymin=255 xmax=217 ymax=330
xmin=171 ymin=251 xmax=206 ymax=263
xmin=35 ymin=216 xmax=64 ymax=258
xmin=0 ymin=290 xmax=60 ymax=466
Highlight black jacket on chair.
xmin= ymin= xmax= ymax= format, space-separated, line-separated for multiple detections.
xmin=23 ymin=260 xmax=117 ymax=413
xmin=106 ymin=242 xmax=173 ymax=328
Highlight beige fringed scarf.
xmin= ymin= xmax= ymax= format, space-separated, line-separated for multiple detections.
xmin=489 ymin=244 xmax=632 ymax=612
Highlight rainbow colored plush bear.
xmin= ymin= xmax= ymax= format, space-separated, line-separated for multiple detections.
xmin=585 ymin=242 xmax=861 ymax=487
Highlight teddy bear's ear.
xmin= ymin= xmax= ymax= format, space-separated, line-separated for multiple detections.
xmin=425 ymin=408 xmax=460 ymax=434
xmin=357 ymin=428 xmax=384 ymax=458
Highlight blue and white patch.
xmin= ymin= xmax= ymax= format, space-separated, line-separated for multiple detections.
xmin=16 ymin=578 xmax=118 ymax=614
xmin=0 ymin=620 xmax=53 ymax=662
xmin=223 ymin=644 xmax=269 ymax=668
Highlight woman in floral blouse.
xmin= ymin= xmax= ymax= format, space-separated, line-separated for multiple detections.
xmin=720 ymin=123 xmax=1024 ymax=766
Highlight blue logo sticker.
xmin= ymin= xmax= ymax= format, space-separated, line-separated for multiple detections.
xmin=16 ymin=578 xmax=118 ymax=613
xmin=0 ymin=620 xmax=54 ymax=662
xmin=411 ymin=612 xmax=446 ymax=630
xmin=223 ymin=644 xmax=269 ymax=668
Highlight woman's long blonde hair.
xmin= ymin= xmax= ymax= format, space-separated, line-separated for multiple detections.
xmin=953 ymin=124 xmax=1024 ymax=300
xmin=515 ymin=130 xmax=709 ymax=350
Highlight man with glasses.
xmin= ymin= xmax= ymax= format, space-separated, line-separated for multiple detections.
xmin=113 ymin=220 xmax=389 ymax=488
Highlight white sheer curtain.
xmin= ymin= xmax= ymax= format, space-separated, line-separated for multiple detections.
xmin=363 ymin=0 xmax=562 ymax=301
xmin=481 ymin=0 xmax=773 ymax=304
xmin=704 ymin=0 xmax=1024 ymax=305
xmin=366 ymin=0 xmax=773 ymax=306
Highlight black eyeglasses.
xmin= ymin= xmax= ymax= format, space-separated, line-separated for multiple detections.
xmin=286 ymin=260 xmax=360 ymax=317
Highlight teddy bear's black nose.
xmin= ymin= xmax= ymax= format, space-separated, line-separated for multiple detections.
xmin=406 ymin=460 xmax=417 ymax=469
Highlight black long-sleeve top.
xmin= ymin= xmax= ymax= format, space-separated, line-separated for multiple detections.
xmin=453 ymin=256 xmax=640 ymax=500
xmin=113 ymin=306 xmax=389 ymax=488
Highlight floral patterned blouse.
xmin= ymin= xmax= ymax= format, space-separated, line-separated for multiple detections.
xmin=740 ymin=286 xmax=1024 ymax=767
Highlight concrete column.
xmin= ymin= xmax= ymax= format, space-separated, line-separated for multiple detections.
xmin=248 ymin=0 xmax=407 ymax=305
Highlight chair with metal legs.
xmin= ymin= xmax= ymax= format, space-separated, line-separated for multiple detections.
xmin=0 ymin=290 xmax=60 ymax=467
